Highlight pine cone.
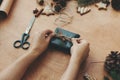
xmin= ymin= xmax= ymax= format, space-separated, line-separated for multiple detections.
xmin=37 ymin=0 xmax=44 ymax=6
xmin=54 ymin=4 xmax=62 ymax=12
xmin=59 ymin=0 xmax=67 ymax=7
xmin=111 ymin=0 xmax=120 ymax=11
xmin=53 ymin=0 xmax=67 ymax=12
xmin=104 ymin=51 xmax=120 ymax=79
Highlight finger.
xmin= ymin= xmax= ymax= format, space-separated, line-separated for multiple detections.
xmin=76 ymin=38 xmax=82 ymax=44
xmin=45 ymin=31 xmax=54 ymax=39
xmin=72 ymin=38 xmax=81 ymax=44
xmin=40 ymin=29 xmax=53 ymax=39
xmin=71 ymin=38 xmax=77 ymax=43
xmin=80 ymin=39 xmax=89 ymax=45
xmin=46 ymin=33 xmax=55 ymax=41
xmin=43 ymin=29 xmax=53 ymax=35
xmin=80 ymin=39 xmax=87 ymax=43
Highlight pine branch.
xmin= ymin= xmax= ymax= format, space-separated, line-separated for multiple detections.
xmin=77 ymin=0 xmax=101 ymax=6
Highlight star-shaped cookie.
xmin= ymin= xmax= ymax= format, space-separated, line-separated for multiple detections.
xmin=95 ymin=2 xmax=108 ymax=10
xmin=42 ymin=5 xmax=55 ymax=16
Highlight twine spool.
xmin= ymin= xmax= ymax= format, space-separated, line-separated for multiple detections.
xmin=0 ymin=0 xmax=14 ymax=19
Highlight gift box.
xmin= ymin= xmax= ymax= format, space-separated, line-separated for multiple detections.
xmin=50 ymin=27 xmax=80 ymax=53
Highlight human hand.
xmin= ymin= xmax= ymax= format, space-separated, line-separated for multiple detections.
xmin=70 ymin=38 xmax=89 ymax=61
xmin=32 ymin=29 xmax=54 ymax=54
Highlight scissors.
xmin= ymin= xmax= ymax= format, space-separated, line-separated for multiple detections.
xmin=13 ymin=16 xmax=36 ymax=50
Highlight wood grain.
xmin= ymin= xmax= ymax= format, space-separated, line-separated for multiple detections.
xmin=0 ymin=0 xmax=120 ymax=80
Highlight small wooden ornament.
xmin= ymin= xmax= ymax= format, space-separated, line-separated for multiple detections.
xmin=95 ymin=0 xmax=110 ymax=10
xmin=77 ymin=0 xmax=98 ymax=15
xmin=83 ymin=73 xmax=97 ymax=80
xmin=42 ymin=5 xmax=55 ymax=16
xmin=95 ymin=2 xmax=107 ymax=10
xmin=77 ymin=6 xmax=91 ymax=15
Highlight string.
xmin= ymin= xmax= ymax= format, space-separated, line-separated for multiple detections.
xmin=54 ymin=7 xmax=73 ymax=27
xmin=79 ymin=57 xmax=105 ymax=79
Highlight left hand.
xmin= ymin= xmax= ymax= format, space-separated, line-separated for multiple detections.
xmin=32 ymin=29 xmax=54 ymax=54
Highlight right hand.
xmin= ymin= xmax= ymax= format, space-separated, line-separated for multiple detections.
xmin=70 ymin=38 xmax=90 ymax=61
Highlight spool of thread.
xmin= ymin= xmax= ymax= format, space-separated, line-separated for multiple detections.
xmin=0 ymin=0 xmax=14 ymax=19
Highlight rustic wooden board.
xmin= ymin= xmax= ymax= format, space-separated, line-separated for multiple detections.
xmin=0 ymin=0 xmax=120 ymax=80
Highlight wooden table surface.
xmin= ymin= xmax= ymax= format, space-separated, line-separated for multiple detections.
xmin=0 ymin=0 xmax=120 ymax=80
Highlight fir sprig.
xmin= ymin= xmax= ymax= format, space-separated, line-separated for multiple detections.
xmin=77 ymin=0 xmax=101 ymax=6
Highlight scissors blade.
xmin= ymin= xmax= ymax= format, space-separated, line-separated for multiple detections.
xmin=25 ymin=16 xmax=36 ymax=34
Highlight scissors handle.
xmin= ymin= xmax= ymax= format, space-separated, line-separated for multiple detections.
xmin=13 ymin=33 xmax=30 ymax=50
xmin=13 ymin=40 xmax=22 ymax=48
xmin=22 ymin=41 xmax=30 ymax=50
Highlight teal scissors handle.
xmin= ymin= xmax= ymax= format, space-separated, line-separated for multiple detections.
xmin=13 ymin=33 xmax=30 ymax=50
